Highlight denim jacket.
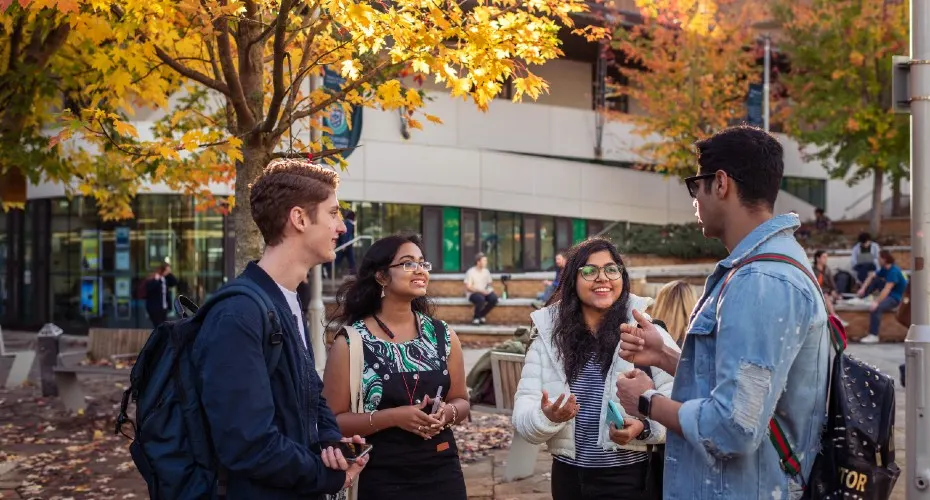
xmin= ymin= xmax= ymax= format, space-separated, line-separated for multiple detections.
xmin=664 ymin=214 xmax=830 ymax=500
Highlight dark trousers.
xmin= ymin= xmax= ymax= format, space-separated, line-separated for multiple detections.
xmin=468 ymin=291 xmax=498 ymax=319
xmin=147 ymin=307 xmax=167 ymax=329
xmin=552 ymin=458 xmax=657 ymax=500
xmin=335 ymin=247 xmax=356 ymax=274
xmin=865 ymin=278 xmax=899 ymax=335
xmin=854 ymin=262 xmax=877 ymax=283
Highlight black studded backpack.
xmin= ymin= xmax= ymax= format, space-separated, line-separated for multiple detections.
xmin=723 ymin=254 xmax=900 ymax=500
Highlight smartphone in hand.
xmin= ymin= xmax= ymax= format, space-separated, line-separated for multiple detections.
xmin=324 ymin=441 xmax=373 ymax=462
xmin=606 ymin=400 xmax=625 ymax=429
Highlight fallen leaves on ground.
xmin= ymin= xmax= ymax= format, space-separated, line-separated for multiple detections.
xmin=1 ymin=377 xmax=514 ymax=498
xmin=453 ymin=413 xmax=514 ymax=464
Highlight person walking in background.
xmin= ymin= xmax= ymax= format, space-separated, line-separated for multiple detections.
xmin=647 ymin=280 xmax=697 ymax=347
xmin=144 ymin=263 xmax=177 ymax=328
xmin=335 ymin=210 xmax=357 ymax=275
xmin=464 ymin=252 xmax=498 ymax=324
xmin=855 ymin=249 xmax=908 ymax=344
xmin=850 ymin=232 xmax=881 ymax=282
xmin=513 ymin=238 xmax=677 ymax=500
xmin=323 ymin=234 xmax=469 ymax=500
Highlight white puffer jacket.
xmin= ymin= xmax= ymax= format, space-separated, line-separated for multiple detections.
xmin=511 ymin=295 xmax=679 ymax=459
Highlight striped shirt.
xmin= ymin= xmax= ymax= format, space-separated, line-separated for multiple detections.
xmin=554 ymin=357 xmax=648 ymax=468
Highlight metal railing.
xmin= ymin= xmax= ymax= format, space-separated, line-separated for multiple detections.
xmin=329 ymin=235 xmax=373 ymax=284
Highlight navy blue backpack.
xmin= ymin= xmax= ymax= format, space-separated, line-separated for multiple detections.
xmin=116 ymin=279 xmax=284 ymax=499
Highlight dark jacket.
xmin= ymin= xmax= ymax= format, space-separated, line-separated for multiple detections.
xmin=144 ymin=273 xmax=177 ymax=313
xmin=191 ymin=262 xmax=346 ymax=499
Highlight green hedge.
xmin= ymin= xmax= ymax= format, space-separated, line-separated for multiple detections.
xmin=616 ymin=223 xmax=729 ymax=260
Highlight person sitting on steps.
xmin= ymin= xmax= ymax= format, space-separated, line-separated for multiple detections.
xmin=464 ymin=252 xmax=498 ymax=325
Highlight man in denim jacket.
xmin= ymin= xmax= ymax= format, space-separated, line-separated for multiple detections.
xmin=616 ymin=126 xmax=830 ymax=499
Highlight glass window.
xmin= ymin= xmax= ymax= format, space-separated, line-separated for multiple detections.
xmin=539 ymin=216 xmax=555 ymax=271
xmin=523 ymin=215 xmax=539 ymax=270
xmin=496 ymin=212 xmax=522 ymax=272
xmin=384 ymin=203 xmax=420 ymax=235
xmin=479 ymin=211 xmax=498 ymax=270
xmin=781 ymin=177 xmax=827 ymax=209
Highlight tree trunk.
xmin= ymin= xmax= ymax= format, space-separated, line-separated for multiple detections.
xmin=869 ymin=169 xmax=883 ymax=236
xmin=233 ymin=143 xmax=272 ymax=274
xmin=891 ymin=176 xmax=903 ymax=217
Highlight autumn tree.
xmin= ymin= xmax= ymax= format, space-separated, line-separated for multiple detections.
xmin=774 ymin=0 xmax=909 ymax=235
xmin=13 ymin=0 xmax=601 ymax=271
xmin=606 ymin=0 xmax=763 ymax=177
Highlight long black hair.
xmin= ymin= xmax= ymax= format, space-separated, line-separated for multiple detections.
xmin=328 ymin=233 xmax=434 ymax=328
xmin=548 ymin=237 xmax=631 ymax=382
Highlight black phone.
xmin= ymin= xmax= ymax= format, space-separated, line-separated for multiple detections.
xmin=323 ymin=441 xmax=373 ymax=462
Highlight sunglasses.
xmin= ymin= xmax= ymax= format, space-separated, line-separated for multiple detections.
xmin=684 ymin=171 xmax=744 ymax=198
xmin=578 ymin=264 xmax=624 ymax=281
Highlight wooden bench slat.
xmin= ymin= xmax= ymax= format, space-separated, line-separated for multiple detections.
xmin=53 ymin=365 xmax=131 ymax=376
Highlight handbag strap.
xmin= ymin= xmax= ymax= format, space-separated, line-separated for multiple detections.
xmin=343 ymin=325 xmax=365 ymax=413
xmin=716 ymin=253 xmax=848 ymax=478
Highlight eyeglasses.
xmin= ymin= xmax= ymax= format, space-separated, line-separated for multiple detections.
xmin=684 ymin=171 xmax=744 ymax=198
xmin=389 ymin=261 xmax=432 ymax=272
xmin=578 ymin=264 xmax=624 ymax=281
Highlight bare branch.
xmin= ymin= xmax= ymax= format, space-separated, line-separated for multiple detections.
xmin=214 ymin=0 xmax=256 ymax=128
xmin=8 ymin=14 xmax=24 ymax=71
xmin=153 ymin=46 xmax=231 ymax=95
xmin=262 ymin=0 xmax=295 ymax=133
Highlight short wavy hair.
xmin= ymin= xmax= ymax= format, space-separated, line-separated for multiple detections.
xmin=249 ymin=158 xmax=340 ymax=246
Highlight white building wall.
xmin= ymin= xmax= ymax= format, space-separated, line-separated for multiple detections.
xmin=26 ymin=57 xmax=881 ymax=225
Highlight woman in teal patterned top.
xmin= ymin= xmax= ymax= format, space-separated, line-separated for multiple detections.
xmin=323 ymin=234 xmax=470 ymax=499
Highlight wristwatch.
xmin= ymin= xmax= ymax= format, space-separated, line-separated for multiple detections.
xmin=638 ymin=389 xmax=661 ymax=418
xmin=635 ymin=418 xmax=652 ymax=441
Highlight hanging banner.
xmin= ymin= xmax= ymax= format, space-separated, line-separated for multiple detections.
xmin=80 ymin=277 xmax=101 ymax=317
xmin=80 ymin=230 xmax=101 ymax=272
xmin=115 ymin=277 xmax=132 ymax=319
xmin=322 ymin=67 xmax=363 ymax=158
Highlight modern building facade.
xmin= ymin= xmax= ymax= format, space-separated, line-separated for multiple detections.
xmin=0 ymin=10 xmax=903 ymax=333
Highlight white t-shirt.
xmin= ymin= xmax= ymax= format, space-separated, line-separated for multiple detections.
xmin=464 ymin=267 xmax=493 ymax=296
xmin=277 ymin=283 xmax=308 ymax=350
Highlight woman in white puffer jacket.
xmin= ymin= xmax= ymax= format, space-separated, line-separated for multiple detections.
xmin=512 ymin=238 xmax=679 ymax=500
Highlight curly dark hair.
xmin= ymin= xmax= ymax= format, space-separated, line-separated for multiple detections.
xmin=328 ymin=233 xmax=434 ymax=328
xmin=548 ymin=237 xmax=631 ymax=382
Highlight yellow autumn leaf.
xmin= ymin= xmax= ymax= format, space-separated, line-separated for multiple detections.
xmin=113 ymin=120 xmax=139 ymax=138
xmin=407 ymin=118 xmax=423 ymax=130
xmin=424 ymin=113 xmax=443 ymax=125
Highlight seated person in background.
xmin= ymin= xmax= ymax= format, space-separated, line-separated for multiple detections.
xmin=464 ymin=253 xmax=498 ymax=324
xmin=812 ymin=250 xmax=848 ymax=325
xmin=856 ymin=249 xmax=907 ymax=344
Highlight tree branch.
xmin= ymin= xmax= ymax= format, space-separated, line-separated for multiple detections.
xmin=271 ymin=57 xmax=401 ymax=139
xmin=214 ymin=0 xmax=256 ymax=128
xmin=109 ymin=4 xmax=230 ymax=95
xmin=8 ymin=14 xmax=24 ymax=72
xmin=262 ymin=0 xmax=294 ymax=133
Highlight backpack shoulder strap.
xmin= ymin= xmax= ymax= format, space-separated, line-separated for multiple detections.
xmin=716 ymin=252 xmax=847 ymax=481
xmin=195 ymin=279 xmax=285 ymax=376
xmin=342 ymin=325 xmax=365 ymax=413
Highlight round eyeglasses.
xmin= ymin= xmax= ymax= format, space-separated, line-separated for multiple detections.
xmin=389 ymin=261 xmax=432 ymax=272
xmin=578 ymin=264 xmax=623 ymax=281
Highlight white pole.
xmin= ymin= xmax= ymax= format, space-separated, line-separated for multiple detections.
xmin=906 ymin=0 xmax=930 ymax=496
xmin=763 ymin=36 xmax=771 ymax=132
xmin=308 ymin=48 xmax=327 ymax=375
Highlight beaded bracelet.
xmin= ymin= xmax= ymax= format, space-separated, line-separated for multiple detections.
xmin=445 ymin=404 xmax=458 ymax=429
